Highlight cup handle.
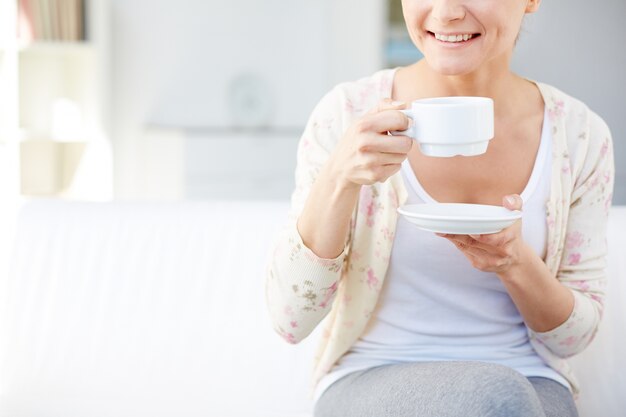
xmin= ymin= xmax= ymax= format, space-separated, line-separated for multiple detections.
xmin=388 ymin=109 xmax=414 ymax=137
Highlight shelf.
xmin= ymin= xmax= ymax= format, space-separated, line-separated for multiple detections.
xmin=18 ymin=41 xmax=94 ymax=57
xmin=18 ymin=48 xmax=97 ymax=136
xmin=17 ymin=129 xmax=90 ymax=143
xmin=1 ymin=0 xmax=110 ymax=202
xmin=20 ymin=139 xmax=87 ymax=196
xmin=0 ymin=45 xmax=17 ymax=147
xmin=147 ymin=124 xmax=303 ymax=138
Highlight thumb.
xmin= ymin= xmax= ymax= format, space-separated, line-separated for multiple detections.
xmin=503 ymin=194 xmax=523 ymax=211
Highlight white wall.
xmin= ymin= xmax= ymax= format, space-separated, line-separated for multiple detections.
xmin=110 ymin=0 xmax=384 ymax=200
xmin=512 ymin=0 xmax=626 ymax=203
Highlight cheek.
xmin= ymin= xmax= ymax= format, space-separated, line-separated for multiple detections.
xmin=484 ymin=24 xmax=521 ymax=57
xmin=402 ymin=12 xmax=428 ymax=50
xmin=401 ymin=2 xmax=429 ymax=30
xmin=501 ymin=20 xmax=523 ymax=42
xmin=493 ymin=10 xmax=526 ymax=44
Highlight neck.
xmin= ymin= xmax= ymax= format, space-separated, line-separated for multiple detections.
xmin=410 ymin=54 xmax=532 ymax=117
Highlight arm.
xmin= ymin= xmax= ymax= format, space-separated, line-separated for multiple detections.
xmin=437 ymin=196 xmax=575 ymax=334
xmin=437 ymin=113 xmax=614 ymax=358
xmin=527 ymin=115 xmax=615 ymax=357
xmin=498 ymin=243 xmax=575 ymax=334
xmin=265 ymin=92 xmax=412 ymax=344
xmin=265 ymin=89 xmax=349 ymax=344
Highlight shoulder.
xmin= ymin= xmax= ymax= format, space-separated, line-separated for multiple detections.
xmin=334 ymin=68 xmax=396 ymax=103
xmin=538 ymin=82 xmax=614 ymax=187
xmin=537 ymin=82 xmax=611 ymax=141
xmin=300 ymin=69 xmax=396 ymax=153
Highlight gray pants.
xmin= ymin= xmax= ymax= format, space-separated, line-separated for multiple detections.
xmin=314 ymin=361 xmax=578 ymax=417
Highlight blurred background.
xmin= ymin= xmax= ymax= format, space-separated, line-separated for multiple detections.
xmin=0 ymin=3 xmax=625 ymax=415
xmin=0 ymin=0 xmax=625 ymax=208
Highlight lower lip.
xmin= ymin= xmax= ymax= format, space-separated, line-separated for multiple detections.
xmin=428 ymin=32 xmax=479 ymax=48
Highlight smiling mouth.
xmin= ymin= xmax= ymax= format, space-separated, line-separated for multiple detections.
xmin=427 ymin=31 xmax=481 ymax=43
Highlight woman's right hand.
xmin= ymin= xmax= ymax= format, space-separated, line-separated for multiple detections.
xmin=326 ymin=99 xmax=414 ymax=191
xmin=296 ymin=99 xmax=413 ymax=259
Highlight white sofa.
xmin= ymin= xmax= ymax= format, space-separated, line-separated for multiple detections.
xmin=0 ymin=200 xmax=624 ymax=417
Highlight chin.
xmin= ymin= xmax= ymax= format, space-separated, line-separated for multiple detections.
xmin=426 ymin=58 xmax=477 ymax=77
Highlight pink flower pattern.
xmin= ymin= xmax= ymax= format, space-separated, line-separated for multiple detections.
xmin=266 ymin=69 xmax=614 ymax=399
xmin=319 ymin=281 xmax=338 ymax=309
xmin=569 ymin=280 xmax=590 ymax=291
xmin=548 ymin=99 xmax=565 ymax=123
xmin=278 ymin=328 xmax=297 ymax=345
xmin=590 ymin=294 xmax=603 ymax=304
xmin=382 ymin=227 xmax=394 ymax=243
xmin=366 ymin=268 xmax=379 ymax=291
xmin=559 ymin=336 xmax=578 ymax=347
xmin=359 ymin=186 xmax=380 ymax=227
xmin=565 ymin=231 xmax=585 ymax=250
xmin=600 ymin=139 xmax=609 ymax=157
xmin=568 ymin=253 xmax=582 ymax=265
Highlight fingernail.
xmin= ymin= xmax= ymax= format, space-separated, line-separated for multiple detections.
xmin=391 ymin=101 xmax=405 ymax=106
xmin=506 ymin=196 xmax=516 ymax=205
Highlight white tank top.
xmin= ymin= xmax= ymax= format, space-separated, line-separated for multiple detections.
xmin=314 ymin=107 xmax=569 ymax=404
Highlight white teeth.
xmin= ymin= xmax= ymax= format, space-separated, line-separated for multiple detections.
xmin=434 ymin=32 xmax=475 ymax=43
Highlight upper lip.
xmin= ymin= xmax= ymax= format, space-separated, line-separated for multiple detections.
xmin=428 ymin=31 xmax=480 ymax=36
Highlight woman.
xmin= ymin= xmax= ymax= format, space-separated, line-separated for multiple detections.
xmin=266 ymin=0 xmax=615 ymax=416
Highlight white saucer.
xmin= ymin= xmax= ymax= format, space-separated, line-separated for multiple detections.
xmin=397 ymin=203 xmax=522 ymax=235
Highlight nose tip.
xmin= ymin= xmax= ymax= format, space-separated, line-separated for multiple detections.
xmin=431 ymin=0 xmax=466 ymax=23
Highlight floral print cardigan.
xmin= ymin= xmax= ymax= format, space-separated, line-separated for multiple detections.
xmin=265 ymin=68 xmax=615 ymax=398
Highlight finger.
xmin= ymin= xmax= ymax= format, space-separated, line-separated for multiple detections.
xmin=437 ymin=233 xmax=483 ymax=248
xmin=448 ymin=238 xmax=491 ymax=258
xmin=438 ymin=233 xmax=504 ymax=254
xmin=460 ymin=243 xmax=491 ymax=259
xmin=468 ymin=232 xmax=515 ymax=247
xmin=358 ymin=149 xmax=407 ymax=168
xmin=503 ymin=194 xmax=523 ymax=211
xmin=366 ymin=98 xmax=408 ymax=115
xmin=357 ymin=109 xmax=411 ymax=134
xmin=379 ymin=152 xmax=410 ymax=165
xmin=446 ymin=239 xmax=506 ymax=267
xmin=358 ymin=151 xmax=408 ymax=167
xmin=362 ymin=133 xmax=413 ymax=154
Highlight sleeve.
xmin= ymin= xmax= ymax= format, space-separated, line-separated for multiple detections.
xmin=264 ymin=86 xmax=352 ymax=344
xmin=531 ymin=112 xmax=615 ymax=358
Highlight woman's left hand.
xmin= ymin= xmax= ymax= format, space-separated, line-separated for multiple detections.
xmin=436 ymin=194 xmax=529 ymax=276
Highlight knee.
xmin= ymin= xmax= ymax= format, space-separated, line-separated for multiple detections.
xmin=467 ymin=363 xmax=543 ymax=417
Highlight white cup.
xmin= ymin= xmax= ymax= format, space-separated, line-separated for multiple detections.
xmin=391 ymin=96 xmax=494 ymax=157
